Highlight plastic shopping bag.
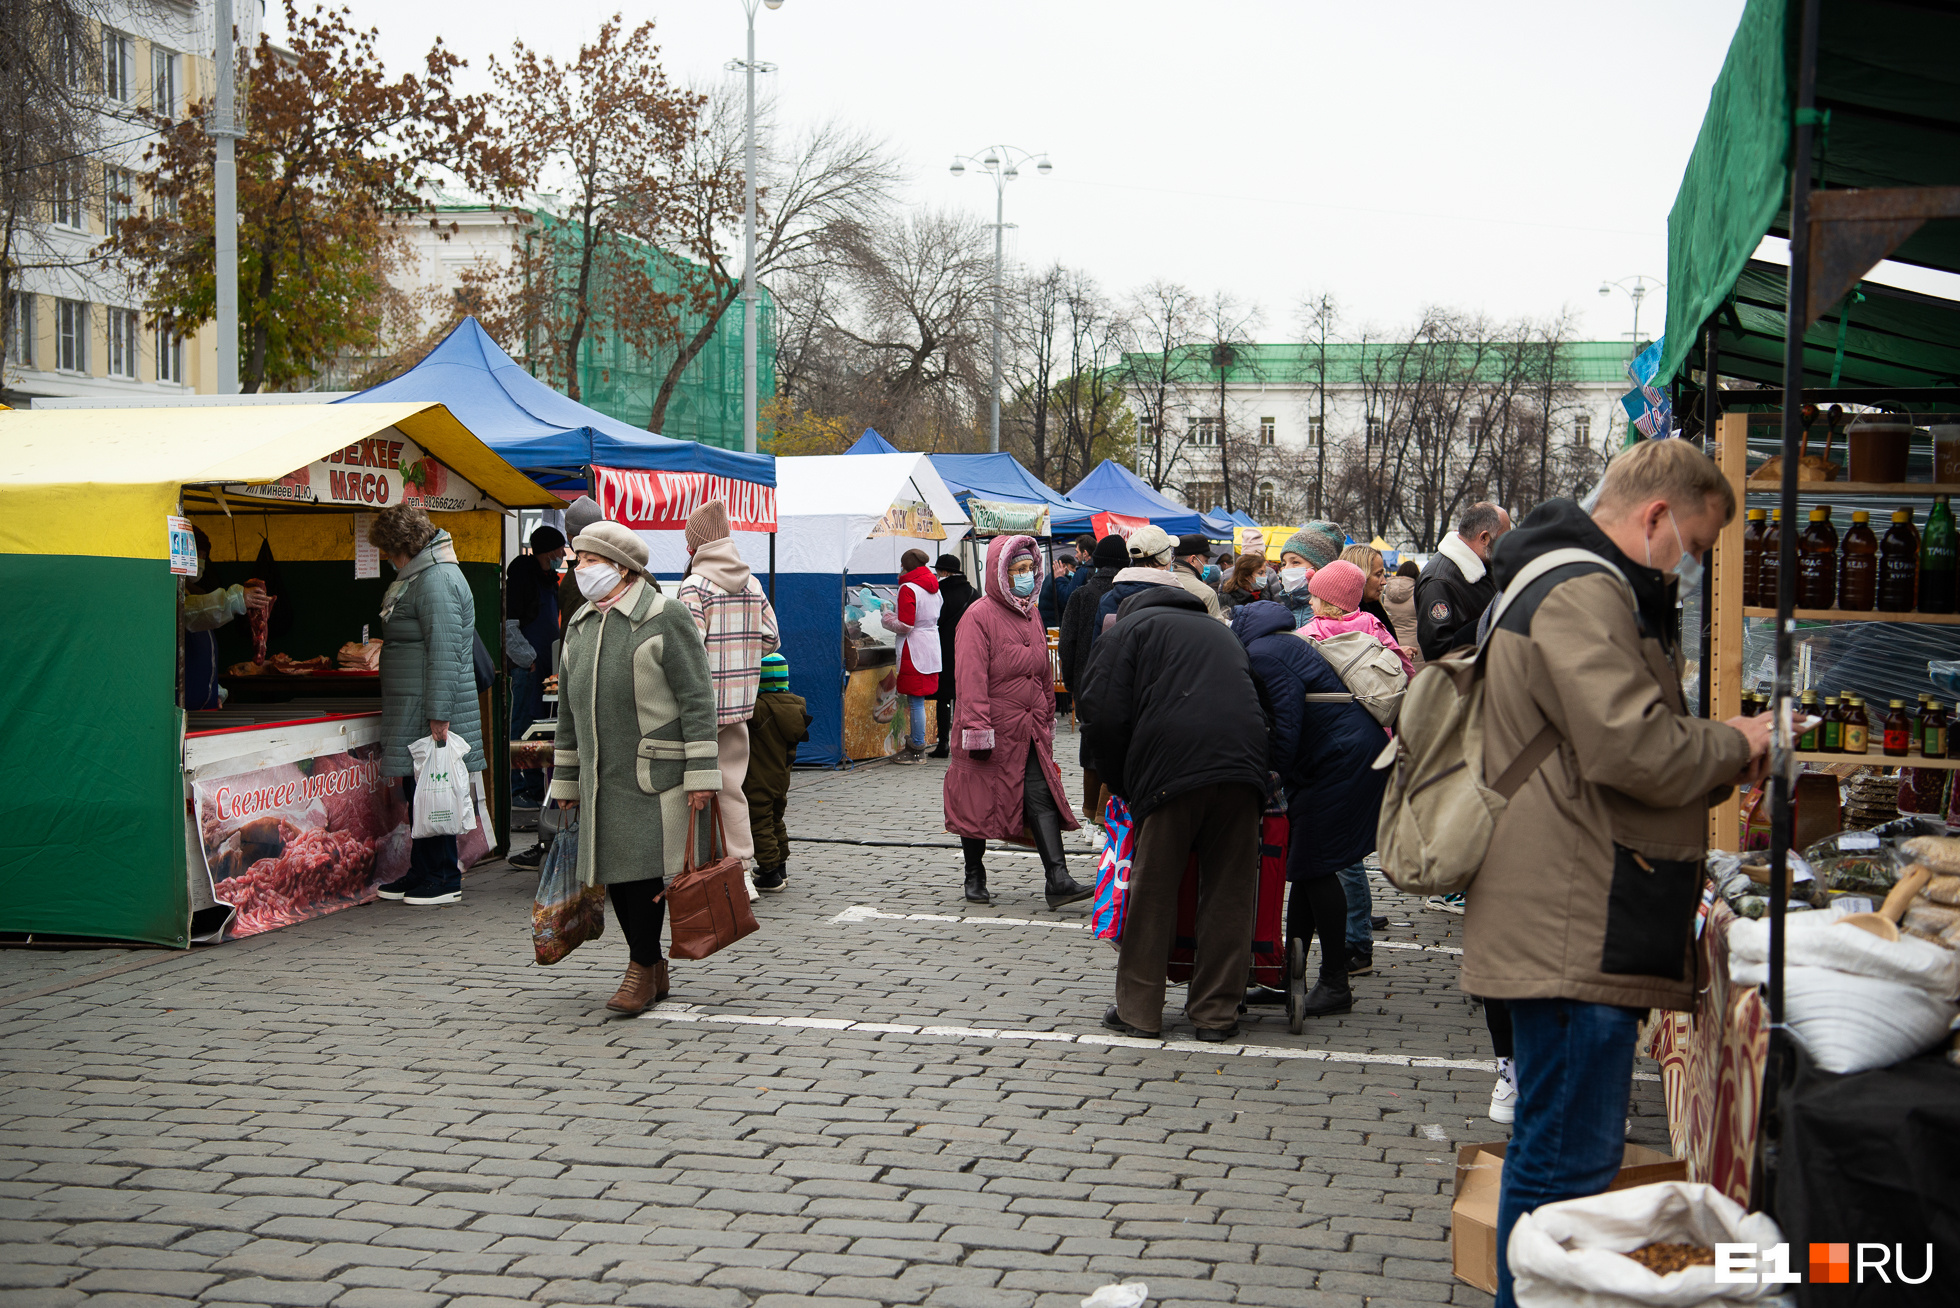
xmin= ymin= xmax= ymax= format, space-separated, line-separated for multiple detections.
xmin=408 ymin=734 xmax=477 ymax=838
xmin=1090 ymin=795 xmax=1136 ymax=944
xmin=532 ymin=815 xmax=604 ymax=965
xmin=1509 ymin=1181 xmax=1787 ymax=1307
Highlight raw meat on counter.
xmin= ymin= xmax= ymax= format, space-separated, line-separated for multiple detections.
xmin=247 ymin=578 xmax=272 ymax=661
xmin=336 ymin=639 xmax=383 ymax=671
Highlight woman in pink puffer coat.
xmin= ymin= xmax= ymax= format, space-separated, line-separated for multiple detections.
xmin=942 ymin=535 xmax=1089 ymax=910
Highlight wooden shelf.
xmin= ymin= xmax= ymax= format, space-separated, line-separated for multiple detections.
xmin=1741 ymin=481 xmax=1960 ymax=495
xmin=1742 ymin=606 xmax=1960 ymax=625
xmin=1791 ymin=746 xmax=1960 ymax=770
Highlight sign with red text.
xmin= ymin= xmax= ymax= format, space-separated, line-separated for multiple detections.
xmin=225 ymin=431 xmax=485 ymax=513
xmin=594 ymin=466 xmax=777 ymax=533
xmin=1091 ymin=511 xmax=1150 ymax=540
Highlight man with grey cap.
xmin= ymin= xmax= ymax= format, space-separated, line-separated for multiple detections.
xmin=1172 ymin=532 xmax=1227 ymax=621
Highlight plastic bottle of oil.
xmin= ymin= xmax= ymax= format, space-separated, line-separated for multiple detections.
xmin=1741 ymin=509 xmax=1768 ymax=607
xmin=1838 ymin=510 xmax=1879 ymax=610
xmin=1798 ymin=509 xmax=1838 ymax=609
xmin=1760 ymin=510 xmax=1783 ymax=608
xmin=1879 ymin=509 xmax=1918 ymax=612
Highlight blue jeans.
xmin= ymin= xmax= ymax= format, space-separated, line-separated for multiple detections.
xmin=1495 ymin=998 xmax=1642 ymax=1308
xmin=903 ymin=694 xmax=927 ymax=749
xmin=1337 ymin=862 xmax=1373 ymax=948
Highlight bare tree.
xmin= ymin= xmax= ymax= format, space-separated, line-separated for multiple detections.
xmin=1001 ymin=263 xmax=1064 ymax=483
xmin=1294 ymin=291 xmax=1340 ymax=518
xmin=1054 ymin=269 xmax=1134 ymax=490
xmin=1115 ymin=279 xmax=1202 ymax=491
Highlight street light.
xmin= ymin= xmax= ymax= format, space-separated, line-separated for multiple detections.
xmin=1599 ymin=274 xmax=1664 ymax=356
xmin=949 ymin=144 xmax=1051 ymax=452
xmin=727 ymin=0 xmax=782 ymax=455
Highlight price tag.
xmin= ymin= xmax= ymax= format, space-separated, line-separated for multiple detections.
xmin=1789 ymin=852 xmax=1816 ymax=883
xmin=168 ymin=515 xmax=198 ymax=576
xmin=1838 ymin=832 xmax=1881 ymax=851
xmin=353 ymin=512 xmax=380 ymax=579
xmin=1836 ymin=896 xmax=1874 ymax=915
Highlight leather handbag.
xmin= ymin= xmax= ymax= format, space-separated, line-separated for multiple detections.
xmin=666 ymin=799 xmax=759 ymax=961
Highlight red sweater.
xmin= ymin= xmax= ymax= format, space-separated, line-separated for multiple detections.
xmin=893 ymin=565 xmax=941 ymax=696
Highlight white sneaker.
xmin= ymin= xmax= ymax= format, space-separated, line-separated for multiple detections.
xmin=1090 ymin=827 xmax=1108 ymax=854
xmin=744 ymin=867 xmax=759 ymax=902
xmin=1425 ymin=893 xmax=1467 ymax=915
xmin=1489 ymin=1057 xmax=1518 ymax=1124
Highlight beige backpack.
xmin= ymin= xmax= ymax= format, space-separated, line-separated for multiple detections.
xmin=1302 ymin=630 xmax=1409 ymax=726
xmin=1373 ymin=548 xmax=1632 ymax=896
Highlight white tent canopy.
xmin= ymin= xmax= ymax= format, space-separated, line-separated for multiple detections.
xmin=636 ymin=452 xmax=969 ymax=577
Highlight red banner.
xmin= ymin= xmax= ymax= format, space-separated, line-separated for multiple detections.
xmin=594 ymin=466 xmax=778 ymax=533
xmin=1091 ymin=511 xmax=1150 ymax=540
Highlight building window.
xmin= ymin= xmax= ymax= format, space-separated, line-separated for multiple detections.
xmin=152 ymin=47 xmax=179 ymax=118
xmin=55 ymin=29 xmax=86 ymax=89
xmin=56 ymin=300 xmax=87 ymax=371
xmin=52 ymin=166 xmax=86 ymax=229
xmin=155 ymin=316 xmax=183 ymax=383
xmin=102 ymin=31 xmax=135 ymax=102
xmin=1467 ymin=417 xmax=1484 ymax=442
xmin=1186 ymin=481 xmax=1225 ymax=513
xmin=106 ymin=307 xmax=139 ymax=378
xmin=5 ymin=292 xmax=33 ymax=368
xmin=1258 ymin=482 xmax=1276 ymax=519
xmin=1186 ymin=416 xmax=1221 ymax=446
xmin=157 ymin=188 xmax=179 ymax=221
xmin=1365 ymin=416 xmax=1383 ymax=443
xmin=104 ymin=167 xmax=135 ymax=229
xmin=1259 ymin=416 xmax=1275 ymax=446
xmin=1307 ymin=415 xmax=1324 ymax=446
xmin=1572 ymin=415 xmax=1592 ymax=447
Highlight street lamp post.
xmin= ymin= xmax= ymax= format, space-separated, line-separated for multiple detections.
xmin=210 ymin=0 xmax=242 ymax=393
xmin=949 ymin=146 xmax=1051 ymax=453
xmin=728 ymin=0 xmax=782 ymax=455
xmin=1598 ymin=274 xmax=1665 ymax=356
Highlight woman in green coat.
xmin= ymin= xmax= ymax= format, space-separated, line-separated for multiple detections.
xmin=549 ymin=522 xmax=722 ymax=1014
xmin=370 ymin=504 xmax=484 ymax=907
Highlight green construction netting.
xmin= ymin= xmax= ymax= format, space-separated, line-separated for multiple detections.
xmin=0 ymin=556 xmax=189 ymax=946
xmin=1685 ymin=260 xmax=1960 ymax=392
xmin=1660 ymin=0 xmax=1960 ymax=384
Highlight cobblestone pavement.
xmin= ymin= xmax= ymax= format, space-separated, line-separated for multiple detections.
xmin=1 ymin=734 xmax=1669 ymax=1308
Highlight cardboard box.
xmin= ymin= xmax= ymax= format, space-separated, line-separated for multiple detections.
xmin=1449 ymin=1141 xmax=1689 ymax=1293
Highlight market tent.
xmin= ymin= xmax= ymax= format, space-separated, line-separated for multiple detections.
xmin=772 ymin=453 xmax=969 ymax=767
xmin=1660 ymin=0 xmax=1960 ymax=384
xmin=0 ymin=402 xmax=559 ymax=947
xmin=927 ymin=453 xmax=1099 ymax=537
xmin=344 ymin=316 xmax=775 ymax=489
xmin=1067 ymin=459 xmax=1234 ymax=537
xmin=844 ymin=428 xmax=900 ymax=455
xmin=1224 ymin=509 xmax=1261 ymax=529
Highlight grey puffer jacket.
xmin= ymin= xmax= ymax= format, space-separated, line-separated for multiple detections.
xmin=378 ymin=530 xmax=484 ymax=777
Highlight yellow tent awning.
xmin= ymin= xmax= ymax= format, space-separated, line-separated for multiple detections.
xmin=0 ymin=401 xmax=560 ymax=559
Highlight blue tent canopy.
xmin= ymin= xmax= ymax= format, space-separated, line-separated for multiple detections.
xmin=927 ymin=453 xmax=1099 ymax=536
xmin=1066 ymin=459 xmax=1233 ymax=537
xmin=342 ymin=317 xmax=774 ymax=489
xmin=843 ymin=428 xmax=899 ymax=455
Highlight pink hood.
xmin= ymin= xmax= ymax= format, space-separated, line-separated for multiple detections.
xmin=986 ymin=534 xmax=1040 ymax=618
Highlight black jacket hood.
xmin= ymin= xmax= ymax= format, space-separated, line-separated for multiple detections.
xmin=1115 ymin=583 xmax=1207 ymax=623
xmin=1493 ymin=498 xmax=1676 ymax=647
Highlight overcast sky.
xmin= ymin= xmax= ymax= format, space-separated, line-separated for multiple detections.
xmin=308 ymin=0 xmax=1766 ymax=348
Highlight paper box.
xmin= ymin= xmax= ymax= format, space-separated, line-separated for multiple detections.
xmin=1449 ymin=1140 xmax=1688 ymax=1292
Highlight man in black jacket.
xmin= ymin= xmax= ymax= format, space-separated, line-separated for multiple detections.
xmin=928 ymin=554 xmax=978 ymax=759
xmin=1415 ymin=501 xmax=1511 ymax=660
xmin=1057 ymin=534 xmax=1128 ymax=812
xmin=1077 ymin=585 xmax=1269 ymax=1042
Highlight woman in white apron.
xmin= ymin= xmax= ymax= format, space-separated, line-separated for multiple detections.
xmin=883 ymin=548 xmax=944 ymax=763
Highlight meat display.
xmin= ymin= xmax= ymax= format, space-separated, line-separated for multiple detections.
xmin=247 ymin=577 xmax=273 ymax=661
xmin=336 ymin=639 xmax=383 ymax=671
xmin=227 ymin=653 xmax=332 ymax=677
xmin=212 ymin=827 xmax=376 ymax=936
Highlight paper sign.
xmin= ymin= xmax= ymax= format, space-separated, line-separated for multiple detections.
xmin=1837 ymin=832 xmax=1880 ymax=851
xmin=869 ymin=499 xmax=946 ymax=541
xmin=1091 ymin=511 xmax=1150 ymax=541
xmin=225 ymin=432 xmax=484 ymax=512
xmin=168 ymin=515 xmax=198 ymax=576
xmin=594 ymin=466 xmax=777 ymax=533
xmin=353 ymin=513 xmax=379 ymax=579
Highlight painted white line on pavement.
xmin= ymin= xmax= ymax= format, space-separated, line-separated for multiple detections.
xmin=637 ymin=1003 xmax=1498 ymax=1070
xmin=831 ymin=904 xmax=1089 ymax=931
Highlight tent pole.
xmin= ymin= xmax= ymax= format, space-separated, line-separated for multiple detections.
xmin=1769 ymin=0 xmax=1823 ymax=1033
xmin=768 ymin=532 xmax=776 ymax=603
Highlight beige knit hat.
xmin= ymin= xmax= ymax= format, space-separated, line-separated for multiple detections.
xmin=571 ymin=521 xmax=649 ymax=575
xmin=1126 ymin=523 xmax=1175 ymax=565
xmin=684 ymin=500 xmax=731 ymax=551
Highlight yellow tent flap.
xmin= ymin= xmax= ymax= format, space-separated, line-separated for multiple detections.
xmin=0 ymin=402 xmax=558 ymax=559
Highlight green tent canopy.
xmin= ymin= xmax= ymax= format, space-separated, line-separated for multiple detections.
xmin=1660 ymin=0 xmax=1960 ymax=385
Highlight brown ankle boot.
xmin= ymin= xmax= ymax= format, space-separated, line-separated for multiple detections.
xmin=652 ymin=960 xmax=670 ymax=1001
xmin=606 ymin=961 xmax=656 ymax=1014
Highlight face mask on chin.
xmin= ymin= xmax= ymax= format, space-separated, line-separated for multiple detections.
xmin=1643 ymin=509 xmax=1704 ymax=592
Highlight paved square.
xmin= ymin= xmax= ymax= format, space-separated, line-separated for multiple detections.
xmin=1 ymin=738 xmax=1668 ymax=1306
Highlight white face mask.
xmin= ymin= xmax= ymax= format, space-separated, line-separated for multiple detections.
xmin=1280 ymin=566 xmax=1308 ymax=591
xmin=575 ymin=561 xmax=625 ymax=600
xmin=1646 ymin=510 xmax=1703 ymax=590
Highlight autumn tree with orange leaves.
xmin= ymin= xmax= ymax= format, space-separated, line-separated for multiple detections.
xmin=108 ymin=1 xmax=515 ymax=392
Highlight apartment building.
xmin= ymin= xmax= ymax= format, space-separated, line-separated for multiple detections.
xmin=3 ymin=0 xmax=221 ymax=405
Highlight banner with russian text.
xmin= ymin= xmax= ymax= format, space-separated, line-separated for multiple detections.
xmin=1091 ymin=511 xmax=1150 ymax=541
xmin=594 ymin=466 xmax=778 ymax=533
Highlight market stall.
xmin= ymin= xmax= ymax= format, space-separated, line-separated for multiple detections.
xmin=768 ymin=453 xmax=970 ymax=766
xmin=0 ymin=402 xmax=560 ymax=947
xmin=1067 ymin=459 xmax=1235 ymax=538
xmin=1643 ymin=0 xmax=1960 ymax=1287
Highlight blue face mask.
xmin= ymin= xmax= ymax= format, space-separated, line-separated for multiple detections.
xmin=1011 ymin=571 xmax=1038 ymax=598
xmin=1202 ymin=564 xmax=1218 ymax=583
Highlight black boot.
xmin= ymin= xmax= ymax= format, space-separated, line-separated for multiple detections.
xmin=962 ymin=839 xmax=992 ymax=904
xmin=1032 ymin=809 xmax=1090 ymax=909
xmin=1300 ymin=970 xmax=1353 ymax=1017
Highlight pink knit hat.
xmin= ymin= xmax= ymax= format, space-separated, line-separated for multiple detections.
xmin=684 ymin=500 xmax=731 ymax=551
xmin=1307 ymin=558 xmax=1365 ymax=613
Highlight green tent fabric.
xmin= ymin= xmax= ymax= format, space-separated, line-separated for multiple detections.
xmin=1684 ymin=260 xmax=1960 ymax=391
xmin=1660 ymin=0 xmax=1960 ymax=384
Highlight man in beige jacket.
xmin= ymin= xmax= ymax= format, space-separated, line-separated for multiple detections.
xmin=1467 ymin=439 xmax=1770 ymax=1308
